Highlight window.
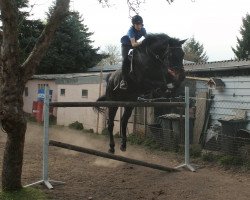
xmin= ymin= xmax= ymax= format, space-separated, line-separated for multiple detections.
xmin=38 ymin=83 xmax=49 ymax=90
xmin=24 ymin=87 xmax=28 ymax=96
xmin=81 ymin=89 xmax=88 ymax=98
xmin=60 ymin=89 xmax=65 ymax=96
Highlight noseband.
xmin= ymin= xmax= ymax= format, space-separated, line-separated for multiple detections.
xmin=145 ymin=46 xmax=169 ymax=64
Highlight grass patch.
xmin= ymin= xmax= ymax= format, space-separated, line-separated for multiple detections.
xmin=0 ymin=188 xmax=47 ymax=200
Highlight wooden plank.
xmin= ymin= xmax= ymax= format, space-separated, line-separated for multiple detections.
xmin=49 ymin=140 xmax=179 ymax=172
xmin=193 ymin=92 xmax=208 ymax=144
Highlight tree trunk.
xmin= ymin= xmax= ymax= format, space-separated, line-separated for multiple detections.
xmin=2 ymin=120 xmax=26 ymax=190
xmin=0 ymin=0 xmax=70 ymax=191
xmin=0 ymin=75 xmax=27 ymax=191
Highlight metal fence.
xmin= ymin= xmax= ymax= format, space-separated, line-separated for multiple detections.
xmin=131 ymin=96 xmax=250 ymax=162
xmin=132 ymin=96 xmax=187 ymax=152
xmin=203 ymin=99 xmax=250 ymax=160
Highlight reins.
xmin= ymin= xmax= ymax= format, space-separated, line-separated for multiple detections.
xmin=144 ymin=45 xmax=171 ymax=85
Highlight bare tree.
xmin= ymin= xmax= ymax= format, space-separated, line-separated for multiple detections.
xmin=98 ymin=0 xmax=175 ymax=15
xmin=0 ymin=0 xmax=70 ymax=191
xmin=99 ymin=45 xmax=121 ymax=65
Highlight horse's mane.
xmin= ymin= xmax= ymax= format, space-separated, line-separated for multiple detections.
xmin=142 ymin=33 xmax=181 ymax=47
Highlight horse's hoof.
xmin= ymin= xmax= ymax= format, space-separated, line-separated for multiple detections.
xmin=120 ymin=145 xmax=126 ymax=152
xmin=108 ymin=148 xmax=115 ymax=154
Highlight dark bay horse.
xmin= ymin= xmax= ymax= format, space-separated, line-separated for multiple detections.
xmin=96 ymin=33 xmax=186 ymax=154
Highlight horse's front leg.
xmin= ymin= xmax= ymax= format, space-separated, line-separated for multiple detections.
xmin=107 ymin=107 xmax=118 ymax=154
xmin=120 ymin=107 xmax=134 ymax=152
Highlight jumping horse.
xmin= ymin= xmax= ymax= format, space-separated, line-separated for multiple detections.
xmin=96 ymin=33 xmax=186 ymax=154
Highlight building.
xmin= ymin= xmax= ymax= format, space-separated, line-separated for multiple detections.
xmin=23 ymin=65 xmax=135 ymax=134
xmin=23 ymin=60 xmax=250 ymax=138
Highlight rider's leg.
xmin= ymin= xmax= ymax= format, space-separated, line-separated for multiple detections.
xmin=120 ymin=45 xmax=131 ymax=89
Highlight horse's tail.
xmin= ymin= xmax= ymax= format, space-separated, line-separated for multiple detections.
xmin=106 ymin=72 xmax=112 ymax=83
xmin=93 ymin=72 xmax=113 ymax=114
xmin=93 ymin=94 xmax=107 ymax=114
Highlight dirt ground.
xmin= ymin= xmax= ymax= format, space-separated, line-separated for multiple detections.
xmin=1 ymin=122 xmax=250 ymax=200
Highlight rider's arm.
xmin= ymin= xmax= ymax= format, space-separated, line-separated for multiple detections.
xmin=130 ymin=38 xmax=142 ymax=47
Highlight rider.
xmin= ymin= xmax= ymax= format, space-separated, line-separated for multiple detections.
xmin=120 ymin=15 xmax=147 ymax=90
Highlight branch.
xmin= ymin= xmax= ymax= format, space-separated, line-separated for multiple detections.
xmin=166 ymin=0 xmax=174 ymax=4
xmin=21 ymin=0 xmax=70 ymax=81
xmin=0 ymin=0 xmax=19 ymax=70
xmin=97 ymin=0 xmax=110 ymax=7
xmin=127 ymin=0 xmax=144 ymax=15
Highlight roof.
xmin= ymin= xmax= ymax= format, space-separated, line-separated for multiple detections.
xmin=31 ymin=64 xmax=120 ymax=80
xmin=184 ymin=59 xmax=250 ymax=72
xmin=32 ymin=72 xmax=102 ymax=80
xmin=31 ymin=59 xmax=250 ymax=81
xmin=87 ymin=64 xmax=121 ymax=72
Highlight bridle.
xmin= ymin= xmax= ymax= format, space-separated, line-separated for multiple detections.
xmin=144 ymin=44 xmax=183 ymax=85
xmin=145 ymin=45 xmax=183 ymax=66
xmin=145 ymin=45 xmax=169 ymax=64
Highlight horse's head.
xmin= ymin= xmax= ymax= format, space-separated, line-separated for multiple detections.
xmin=134 ymin=33 xmax=186 ymax=94
xmin=166 ymin=37 xmax=187 ymax=87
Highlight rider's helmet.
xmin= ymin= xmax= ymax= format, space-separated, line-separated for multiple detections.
xmin=131 ymin=15 xmax=143 ymax=25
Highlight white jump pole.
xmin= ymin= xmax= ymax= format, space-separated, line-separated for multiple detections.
xmin=25 ymin=86 xmax=64 ymax=189
xmin=175 ymin=86 xmax=196 ymax=172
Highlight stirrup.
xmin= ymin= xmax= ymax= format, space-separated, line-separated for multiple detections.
xmin=120 ymin=80 xmax=128 ymax=90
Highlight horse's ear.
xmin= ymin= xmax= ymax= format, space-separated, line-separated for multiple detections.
xmin=180 ymin=39 xmax=188 ymax=45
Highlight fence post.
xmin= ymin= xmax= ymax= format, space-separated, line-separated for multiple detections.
xmin=175 ymin=87 xmax=196 ymax=172
xmin=25 ymin=86 xmax=64 ymax=189
xmin=144 ymin=107 xmax=148 ymax=135
xmin=42 ymin=86 xmax=53 ymax=188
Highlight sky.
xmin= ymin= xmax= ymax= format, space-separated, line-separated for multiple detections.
xmin=29 ymin=0 xmax=250 ymax=62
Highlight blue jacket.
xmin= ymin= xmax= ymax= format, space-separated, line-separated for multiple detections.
xmin=121 ymin=26 xmax=147 ymax=46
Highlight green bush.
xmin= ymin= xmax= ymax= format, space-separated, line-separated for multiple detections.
xmin=218 ymin=155 xmax=244 ymax=167
xmin=127 ymin=133 xmax=144 ymax=145
xmin=190 ymin=144 xmax=202 ymax=158
xmin=89 ymin=129 xmax=94 ymax=133
xmin=101 ymin=128 xmax=109 ymax=135
xmin=202 ymin=152 xmax=219 ymax=162
xmin=143 ymin=138 xmax=160 ymax=150
xmin=127 ymin=133 xmax=161 ymax=150
xmin=69 ymin=121 xmax=84 ymax=130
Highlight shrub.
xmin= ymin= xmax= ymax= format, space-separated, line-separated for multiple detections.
xmin=101 ymin=128 xmax=109 ymax=135
xmin=190 ymin=144 xmax=202 ymax=158
xmin=218 ymin=155 xmax=244 ymax=167
xmin=69 ymin=121 xmax=84 ymax=130
xmin=127 ymin=133 xmax=144 ymax=145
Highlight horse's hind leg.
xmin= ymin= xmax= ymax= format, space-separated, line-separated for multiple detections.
xmin=120 ymin=107 xmax=134 ymax=152
xmin=107 ymin=107 xmax=118 ymax=154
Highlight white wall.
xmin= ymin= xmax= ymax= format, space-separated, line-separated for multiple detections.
xmin=196 ymin=76 xmax=250 ymax=130
xmin=56 ymin=83 xmax=107 ymax=133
